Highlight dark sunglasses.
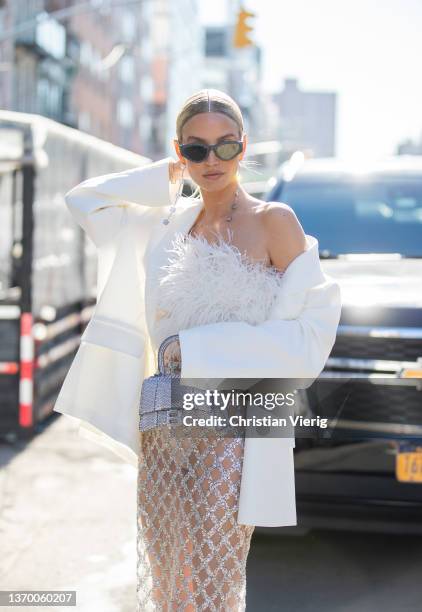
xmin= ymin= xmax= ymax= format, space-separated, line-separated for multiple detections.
xmin=178 ymin=140 xmax=243 ymax=163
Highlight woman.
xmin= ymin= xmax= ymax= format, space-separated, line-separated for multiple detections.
xmin=139 ymin=89 xmax=309 ymax=611
xmin=54 ymin=89 xmax=342 ymax=611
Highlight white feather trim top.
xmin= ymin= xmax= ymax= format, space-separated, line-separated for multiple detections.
xmin=152 ymin=231 xmax=285 ymax=351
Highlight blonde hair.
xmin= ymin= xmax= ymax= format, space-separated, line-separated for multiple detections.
xmin=175 ymin=89 xmax=245 ymax=198
xmin=176 ymin=89 xmax=244 ymax=143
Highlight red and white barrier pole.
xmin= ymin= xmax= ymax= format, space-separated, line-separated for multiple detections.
xmin=19 ymin=312 xmax=34 ymax=428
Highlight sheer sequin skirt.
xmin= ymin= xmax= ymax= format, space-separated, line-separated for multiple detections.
xmin=136 ymin=423 xmax=255 ymax=611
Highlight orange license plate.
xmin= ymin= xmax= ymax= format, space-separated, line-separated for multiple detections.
xmin=395 ymin=442 xmax=422 ymax=483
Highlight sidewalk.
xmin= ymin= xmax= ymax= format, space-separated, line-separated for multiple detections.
xmin=0 ymin=414 xmax=137 ymax=611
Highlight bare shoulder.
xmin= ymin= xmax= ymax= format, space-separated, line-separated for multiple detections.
xmin=261 ymin=201 xmax=308 ymax=273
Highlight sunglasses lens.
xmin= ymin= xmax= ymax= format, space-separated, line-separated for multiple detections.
xmin=215 ymin=142 xmax=242 ymax=161
xmin=181 ymin=144 xmax=208 ymax=162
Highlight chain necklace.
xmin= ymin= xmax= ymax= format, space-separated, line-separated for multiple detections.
xmin=225 ymin=187 xmax=240 ymax=222
xmin=190 ymin=187 xmax=240 ymax=236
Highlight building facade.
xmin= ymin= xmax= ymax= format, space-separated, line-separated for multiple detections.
xmin=0 ymin=0 xmax=75 ymax=123
xmin=0 ymin=0 xmax=14 ymax=110
xmin=145 ymin=0 xmax=202 ymax=158
xmin=202 ymin=22 xmax=263 ymax=142
xmin=0 ymin=0 xmax=203 ymax=158
xmin=274 ymin=78 xmax=337 ymax=158
xmin=68 ymin=1 xmax=146 ymax=152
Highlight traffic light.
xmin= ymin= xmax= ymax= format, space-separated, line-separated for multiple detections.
xmin=233 ymin=7 xmax=255 ymax=48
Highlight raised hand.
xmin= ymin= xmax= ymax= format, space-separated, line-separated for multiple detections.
xmin=169 ymin=160 xmax=190 ymax=183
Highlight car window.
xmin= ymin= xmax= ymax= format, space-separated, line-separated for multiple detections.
xmin=272 ymin=177 xmax=422 ymax=256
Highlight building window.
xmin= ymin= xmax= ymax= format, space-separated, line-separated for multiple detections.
xmin=117 ymin=98 xmax=134 ymax=128
xmin=35 ymin=14 xmax=66 ymax=60
xmin=139 ymin=75 xmax=154 ymax=102
xmin=119 ymin=55 xmax=135 ymax=84
xmin=205 ymin=29 xmax=226 ymax=57
xmin=139 ymin=114 xmax=152 ymax=141
xmin=120 ymin=11 xmax=136 ymax=43
xmin=92 ymin=47 xmax=104 ymax=79
xmin=78 ymin=111 xmax=91 ymax=131
xmin=140 ymin=37 xmax=153 ymax=62
xmin=79 ymin=41 xmax=93 ymax=69
xmin=37 ymin=78 xmax=61 ymax=119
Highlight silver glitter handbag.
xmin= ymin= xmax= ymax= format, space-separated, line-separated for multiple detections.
xmin=139 ymin=334 xmax=201 ymax=432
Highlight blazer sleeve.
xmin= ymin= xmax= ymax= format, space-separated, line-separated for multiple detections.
xmin=64 ymin=156 xmax=180 ymax=247
xmin=178 ymin=274 xmax=342 ymax=381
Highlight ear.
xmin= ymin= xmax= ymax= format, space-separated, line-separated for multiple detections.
xmin=239 ymin=133 xmax=247 ymax=161
xmin=173 ymin=138 xmax=185 ymax=164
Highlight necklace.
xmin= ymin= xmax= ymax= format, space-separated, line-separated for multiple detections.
xmin=225 ymin=187 xmax=240 ymax=222
xmin=191 ymin=187 xmax=240 ymax=235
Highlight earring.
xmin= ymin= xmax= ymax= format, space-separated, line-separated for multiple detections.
xmin=162 ymin=164 xmax=185 ymax=225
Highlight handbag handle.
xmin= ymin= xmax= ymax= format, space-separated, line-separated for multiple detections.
xmin=157 ymin=334 xmax=180 ymax=374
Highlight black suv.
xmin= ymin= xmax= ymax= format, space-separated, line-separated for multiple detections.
xmin=266 ymin=154 xmax=422 ymax=534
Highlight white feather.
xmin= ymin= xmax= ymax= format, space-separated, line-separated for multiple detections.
xmin=153 ymin=231 xmax=285 ymax=347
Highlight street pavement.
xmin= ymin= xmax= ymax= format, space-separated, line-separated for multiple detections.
xmin=0 ymin=414 xmax=137 ymax=611
xmin=247 ymin=529 xmax=422 ymax=611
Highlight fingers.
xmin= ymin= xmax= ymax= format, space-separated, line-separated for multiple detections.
xmin=164 ymin=339 xmax=180 ymax=359
xmin=175 ymin=160 xmax=190 ymax=182
xmin=163 ymin=339 xmax=182 ymax=371
xmin=169 ymin=160 xmax=177 ymax=184
xmin=181 ymin=163 xmax=190 ymax=181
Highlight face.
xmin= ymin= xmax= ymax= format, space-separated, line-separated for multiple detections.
xmin=173 ymin=112 xmax=247 ymax=192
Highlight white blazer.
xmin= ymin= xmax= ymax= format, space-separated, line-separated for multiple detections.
xmin=53 ymin=157 xmax=342 ymax=527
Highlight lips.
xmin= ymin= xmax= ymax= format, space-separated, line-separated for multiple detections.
xmin=203 ymin=172 xmax=224 ymax=178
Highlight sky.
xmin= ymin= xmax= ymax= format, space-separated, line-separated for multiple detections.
xmin=200 ymin=0 xmax=422 ymax=160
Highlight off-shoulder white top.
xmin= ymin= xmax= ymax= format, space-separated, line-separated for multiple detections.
xmin=151 ymin=230 xmax=285 ymax=354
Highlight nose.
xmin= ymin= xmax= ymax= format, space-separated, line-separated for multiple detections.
xmin=205 ymin=148 xmax=219 ymax=164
